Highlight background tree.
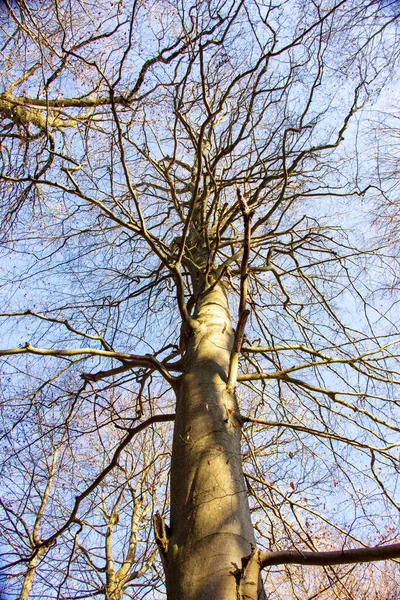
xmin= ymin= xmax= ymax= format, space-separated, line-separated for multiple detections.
xmin=68 ymin=426 xmax=169 ymax=600
xmin=0 ymin=1 xmax=400 ymax=599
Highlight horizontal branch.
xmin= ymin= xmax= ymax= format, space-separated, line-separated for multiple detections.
xmin=258 ymin=542 xmax=400 ymax=568
xmin=0 ymin=343 xmax=176 ymax=384
xmin=237 ymin=370 xmax=356 ymax=398
xmin=242 ymin=416 xmax=399 ymax=454
xmin=241 ymin=341 xmax=400 ymax=378
xmin=0 ymin=92 xmax=94 ymax=131
xmin=239 ymin=541 xmax=400 ymax=596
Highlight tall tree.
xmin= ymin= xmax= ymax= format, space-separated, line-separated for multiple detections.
xmin=0 ymin=1 xmax=400 ymax=598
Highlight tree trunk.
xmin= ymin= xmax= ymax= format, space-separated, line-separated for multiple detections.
xmin=167 ymin=281 xmax=264 ymax=599
xmin=19 ymin=553 xmax=41 ymax=600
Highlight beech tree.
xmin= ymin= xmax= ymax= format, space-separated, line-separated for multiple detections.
xmin=0 ymin=1 xmax=400 ymax=598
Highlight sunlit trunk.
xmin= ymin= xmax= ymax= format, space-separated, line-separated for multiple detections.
xmin=167 ymin=281 xmax=264 ymax=599
xmin=105 ymin=585 xmax=123 ymax=600
xmin=19 ymin=553 xmax=41 ymax=600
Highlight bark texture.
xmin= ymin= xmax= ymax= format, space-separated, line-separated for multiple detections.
xmin=167 ymin=282 xmax=262 ymax=599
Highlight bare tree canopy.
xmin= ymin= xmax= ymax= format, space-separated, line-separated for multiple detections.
xmin=0 ymin=1 xmax=399 ymax=598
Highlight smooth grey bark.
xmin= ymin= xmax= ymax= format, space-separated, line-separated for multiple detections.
xmin=167 ymin=281 xmax=264 ymax=599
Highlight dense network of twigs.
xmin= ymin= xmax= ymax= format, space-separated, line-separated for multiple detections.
xmin=0 ymin=1 xmax=399 ymax=598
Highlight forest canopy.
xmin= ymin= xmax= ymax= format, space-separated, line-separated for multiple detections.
xmin=0 ymin=1 xmax=400 ymax=598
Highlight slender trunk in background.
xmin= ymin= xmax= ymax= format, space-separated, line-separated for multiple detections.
xmin=19 ymin=552 xmax=42 ymax=600
xmin=167 ymin=281 xmax=264 ymax=599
